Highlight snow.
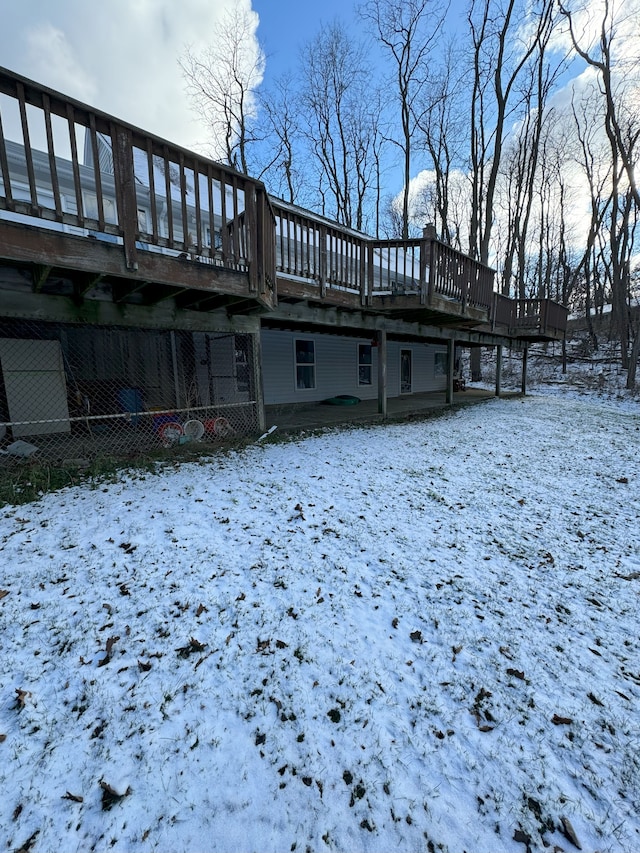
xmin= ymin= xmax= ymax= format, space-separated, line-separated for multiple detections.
xmin=1 ymin=392 xmax=639 ymax=853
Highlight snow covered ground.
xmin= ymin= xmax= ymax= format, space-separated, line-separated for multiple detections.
xmin=1 ymin=392 xmax=639 ymax=853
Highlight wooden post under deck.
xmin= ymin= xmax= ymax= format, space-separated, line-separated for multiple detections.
xmin=446 ymin=338 xmax=455 ymax=405
xmin=253 ymin=330 xmax=266 ymax=433
xmin=377 ymin=329 xmax=387 ymax=417
xmin=495 ymin=345 xmax=502 ymax=397
xmin=521 ymin=345 xmax=528 ymax=395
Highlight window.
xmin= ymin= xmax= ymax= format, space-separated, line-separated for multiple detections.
xmin=295 ymin=339 xmax=315 ymax=389
xmin=234 ymin=335 xmax=250 ymax=393
xmin=358 ymin=343 xmax=372 ymax=386
xmin=400 ymin=348 xmax=412 ymax=394
xmin=435 ymin=352 xmax=447 ymax=376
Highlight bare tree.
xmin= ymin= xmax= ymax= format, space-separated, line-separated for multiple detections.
xmin=256 ymin=74 xmax=302 ymax=204
xmin=468 ymin=0 xmax=557 ymax=265
xmin=569 ymin=86 xmax=611 ymax=341
xmin=180 ymin=4 xmax=265 ymax=173
xmin=559 ymin=0 xmax=640 ymax=209
xmin=360 ymin=0 xmax=447 ymax=239
xmin=415 ymin=40 xmax=468 ymax=247
xmin=560 ymin=0 xmax=640 ymax=382
xmin=300 ymin=21 xmax=381 ymax=231
xmin=464 ymin=0 xmax=558 ymax=380
xmin=498 ymin=34 xmax=565 ymax=300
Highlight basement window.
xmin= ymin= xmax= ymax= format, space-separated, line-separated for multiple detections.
xmin=295 ymin=339 xmax=316 ymax=390
xmin=358 ymin=343 xmax=372 ymax=386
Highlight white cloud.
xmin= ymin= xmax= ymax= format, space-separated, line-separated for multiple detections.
xmin=554 ymin=0 xmax=640 ymax=60
xmin=26 ymin=24 xmax=98 ymax=104
xmin=0 ymin=0 xmax=260 ymax=151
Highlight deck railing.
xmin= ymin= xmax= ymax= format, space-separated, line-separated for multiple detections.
xmin=429 ymin=241 xmax=494 ymax=311
xmin=270 ymin=204 xmax=496 ymax=314
xmin=493 ymin=293 xmax=516 ymax=328
xmin=513 ymin=298 xmax=568 ymax=336
xmin=0 ymin=66 xmax=276 ymax=298
xmin=0 ymin=66 xmax=566 ymax=338
xmin=368 ymin=238 xmax=426 ymax=301
xmin=272 ymin=201 xmax=368 ymax=298
xmin=493 ymin=294 xmax=568 ymax=336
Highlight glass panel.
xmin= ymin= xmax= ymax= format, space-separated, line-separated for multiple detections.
xmin=296 ymin=340 xmax=315 ymax=363
xmin=296 ymin=365 xmax=315 ymax=389
xmin=358 ymin=344 xmax=372 ymax=386
xmin=295 ymin=339 xmax=315 ymax=389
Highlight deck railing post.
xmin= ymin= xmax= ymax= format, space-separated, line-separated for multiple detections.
xmin=495 ymin=345 xmax=502 ymax=397
xmin=246 ymin=187 xmax=258 ymax=293
xmin=360 ymin=240 xmax=368 ymax=306
xmin=112 ymin=124 xmax=139 ymax=271
xmin=367 ymin=243 xmax=374 ymax=306
xmin=461 ymin=257 xmax=468 ymax=312
xmin=419 ymin=236 xmax=429 ymax=305
xmin=0 ymin=106 xmax=14 ymax=211
xmin=319 ymin=224 xmax=327 ymax=298
xmin=16 ymin=83 xmax=39 ymax=216
xmin=428 ymin=239 xmax=436 ymax=304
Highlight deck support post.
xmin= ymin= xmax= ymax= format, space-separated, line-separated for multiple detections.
xmin=495 ymin=345 xmax=502 ymax=397
xmin=170 ymin=331 xmax=181 ymax=409
xmin=377 ymin=329 xmax=387 ymax=418
xmin=446 ymin=338 xmax=455 ymax=405
xmin=253 ymin=330 xmax=266 ymax=433
xmin=521 ymin=345 xmax=528 ymax=395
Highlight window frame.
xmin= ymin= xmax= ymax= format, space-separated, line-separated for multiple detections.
xmin=294 ymin=338 xmax=316 ymax=391
xmin=358 ymin=342 xmax=373 ymax=386
xmin=400 ymin=347 xmax=413 ymax=394
xmin=434 ymin=351 xmax=447 ymax=376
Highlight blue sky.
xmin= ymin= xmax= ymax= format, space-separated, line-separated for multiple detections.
xmin=0 ymin=0 xmax=371 ymax=151
xmin=0 ymin=0 xmax=471 ymax=143
xmin=253 ymin=0 xmax=361 ymax=81
xmin=253 ymin=0 xmax=472 ymax=83
xmin=0 ymin=0 xmax=619 ymax=220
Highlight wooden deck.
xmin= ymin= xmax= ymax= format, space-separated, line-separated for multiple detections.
xmin=0 ymin=65 xmax=567 ymax=342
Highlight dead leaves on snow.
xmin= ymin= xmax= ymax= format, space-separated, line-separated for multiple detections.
xmin=559 ymin=815 xmax=582 ymax=849
xmin=100 ymin=780 xmax=131 ymax=811
xmin=551 ymin=713 xmax=573 ymax=725
xmin=506 ymin=667 xmax=525 ymax=680
xmin=14 ymin=688 xmax=31 ymax=710
xmin=61 ymin=791 xmax=83 ymax=803
xmin=471 ymin=687 xmax=495 ymax=732
xmin=176 ymin=637 xmax=207 ymax=658
xmin=97 ymin=635 xmax=120 ymax=667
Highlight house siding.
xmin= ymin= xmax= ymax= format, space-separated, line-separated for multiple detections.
xmin=261 ymin=329 xmax=447 ymax=404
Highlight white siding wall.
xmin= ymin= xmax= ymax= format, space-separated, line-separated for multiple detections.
xmin=261 ymin=329 xmax=447 ymax=405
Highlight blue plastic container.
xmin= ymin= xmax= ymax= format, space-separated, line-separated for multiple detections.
xmin=117 ymin=388 xmax=144 ymax=424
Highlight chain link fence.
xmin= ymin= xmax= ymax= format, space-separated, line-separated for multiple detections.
xmin=0 ymin=319 xmax=262 ymax=466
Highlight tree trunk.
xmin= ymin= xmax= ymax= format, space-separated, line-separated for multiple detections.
xmin=470 ymin=348 xmax=482 ymax=382
xmin=626 ymin=325 xmax=640 ymax=389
